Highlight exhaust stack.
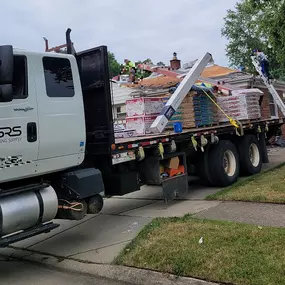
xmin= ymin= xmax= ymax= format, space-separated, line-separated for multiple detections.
xmin=66 ymin=28 xmax=76 ymax=54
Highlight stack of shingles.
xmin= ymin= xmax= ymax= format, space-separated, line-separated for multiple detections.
xmin=217 ymin=89 xmax=262 ymax=122
xmin=193 ymin=92 xmax=218 ymax=127
xmin=125 ymin=97 xmax=164 ymax=136
xmin=160 ymin=92 xmax=195 ymax=129
xmin=160 ymin=90 xmax=218 ymax=129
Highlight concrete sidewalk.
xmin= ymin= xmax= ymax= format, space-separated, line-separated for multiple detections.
xmin=0 ymin=147 xmax=285 ymax=285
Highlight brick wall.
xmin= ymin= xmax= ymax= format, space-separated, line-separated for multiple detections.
xmin=259 ymin=88 xmax=271 ymax=120
xmin=258 ymin=87 xmax=285 ymax=137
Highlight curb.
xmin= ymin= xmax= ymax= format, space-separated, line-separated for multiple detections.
xmin=1 ymin=247 xmax=218 ymax=285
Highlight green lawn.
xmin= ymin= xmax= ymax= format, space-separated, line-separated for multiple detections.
xmin=206 ymin=163 xmax=285 ymax=203
xmin=116 ymin=216 xmax=285 ymax=285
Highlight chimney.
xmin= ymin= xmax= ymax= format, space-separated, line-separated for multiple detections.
xmin=170 ymin=52 xmax=181 ymax=70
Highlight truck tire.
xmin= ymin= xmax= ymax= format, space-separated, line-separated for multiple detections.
xmin=237 ymin=135 xmax=262 ymax=176
xmin=208 ymin=140 xmax=240 ymax=187
xmin=87 ymin=194 xmax=104 ymax=214
xmin=196 ymin=146 xmax=215 ymax=186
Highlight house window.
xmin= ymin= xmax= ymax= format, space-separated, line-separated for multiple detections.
xmin=43 ymin=57 xmax=74 ymax=97
xmin=117 ymin=106 xmax=121 ymax=114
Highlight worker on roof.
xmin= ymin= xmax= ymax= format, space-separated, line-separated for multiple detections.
xmin=123 ymin=59 xmax=136 ymax=83
xmin=123 ymin=59 xmax=135 ymax=72
xmin=253 ymin=49 xmax=272 ymax=80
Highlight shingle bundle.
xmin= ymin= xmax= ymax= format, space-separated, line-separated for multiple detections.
xmin=192 ymin=92 xmax=218 ymax=127
xmin=217 ymin=89 xmax=262 ymax=122
xmin=161 ymin=90 xmax=218 ymax=129
xmin=125 ymin=98 xmax=164 ymax=136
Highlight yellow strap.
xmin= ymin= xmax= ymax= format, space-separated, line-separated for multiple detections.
xmin=197 ymin=87 xmax=243 ymax=134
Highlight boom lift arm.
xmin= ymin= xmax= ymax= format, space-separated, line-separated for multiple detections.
xmin=150 ymin=52 xmax=214 ymax=133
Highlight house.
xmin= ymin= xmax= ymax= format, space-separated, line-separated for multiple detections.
xmin=110 ymin=80 xmax=133 ymax=122
xmin=211 ymin=71 xmax=285 ymax=119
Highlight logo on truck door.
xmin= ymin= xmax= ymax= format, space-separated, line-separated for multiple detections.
xmin=0 ymin=126 xmax=22 ymax=143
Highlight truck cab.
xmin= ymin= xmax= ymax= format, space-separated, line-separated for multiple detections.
xmin=0 ymin=43 xmax=109 ymax=247
xmin=0 ymin=48 xmax=86 ymax=183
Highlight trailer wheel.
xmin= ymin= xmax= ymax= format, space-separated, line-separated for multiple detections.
xmin=238 ymin=135 xmax=262 ymax=176
xmin=208 ymin=140 xmax=240 ymax=187
xmin=87 ymin=194 xmax=104 ymax=214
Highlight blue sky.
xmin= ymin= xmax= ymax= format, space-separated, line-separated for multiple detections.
xmin=1 ymin=0 xmax=238 ymax=67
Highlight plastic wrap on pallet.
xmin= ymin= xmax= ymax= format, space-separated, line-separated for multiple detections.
xmin=126 ymin=116 xmax=158 ymax=136
xmin=114 ymin=123 xmax=136 ymax=139
xmin=217 ymin=92 xmax=261 ymax=122
xmin=126 ymin=97 xmax=164 ymax=117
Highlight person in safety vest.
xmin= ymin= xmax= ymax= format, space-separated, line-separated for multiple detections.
xmin=123 ymin=59 xmax=136 ymax=83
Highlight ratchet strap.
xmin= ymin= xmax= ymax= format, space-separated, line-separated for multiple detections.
xmin=197 ymin=87 xmax=244 ymax=136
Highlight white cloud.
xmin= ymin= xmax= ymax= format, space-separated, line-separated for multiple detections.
xmin=0 ymin=0 xmax=237 ymax=66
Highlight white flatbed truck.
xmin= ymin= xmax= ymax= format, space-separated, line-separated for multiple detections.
xmin=0 ymin=29 xmax=282 ymax=246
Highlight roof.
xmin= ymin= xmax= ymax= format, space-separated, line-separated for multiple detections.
xmin=125 ymin=64 xmax=238 ymax=89
xmin=201 ymin=65 xmax=237 ymax=78
xmin=214 ymin=72 xmax=285 ymax=91
xmin=111 ymin=81 xmax=133 ymax=105
xmin=137 ymin=75 xmax=181 ymax=88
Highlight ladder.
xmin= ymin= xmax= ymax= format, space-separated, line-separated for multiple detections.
xmin=251 ymin=56 xmax=285 ymax=116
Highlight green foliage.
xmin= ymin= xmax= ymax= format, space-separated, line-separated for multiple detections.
xmin=108 ymin=51 xmax=121 ymax=78
xmin=222 ymin=0 xmax=285 ymax=80
xmin=157 ymin=61 xmax=166 ymax=67
xmin=136 ymin=69 xmax=152 ymax=79
xmin=142 ymin=58 xmax=153 ymax=65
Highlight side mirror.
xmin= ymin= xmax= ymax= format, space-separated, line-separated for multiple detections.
xmin=0 ymin=45 xmax=13 ymax=102
xmin=0 ymin=45 xmax=13 ymax=84
xmin=0 ymin=85 xmax=13 ymax=102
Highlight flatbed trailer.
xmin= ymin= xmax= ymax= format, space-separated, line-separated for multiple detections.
xmin=114 ymin=118 xmax=283 ymax=147
xmin=109 ymin=117 xmax=284 ymax=201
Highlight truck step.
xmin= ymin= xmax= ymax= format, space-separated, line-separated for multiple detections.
xmin=0 ymin=222 xmax=59 ymax=247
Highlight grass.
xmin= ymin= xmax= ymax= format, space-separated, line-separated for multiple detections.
xmin=116 ymin=216 xmax=285 ymax=285
xmin=206 ymin=163 xmax=285 ymax=203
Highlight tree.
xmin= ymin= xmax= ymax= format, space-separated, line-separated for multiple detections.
xmin=108 ymin=51 xmax=121 ymax=78
xmin=143 ymin=58 xmax=153 ymax=65
xmin=222 ymin=0 xmax=285 ymax=79
xmin=156 ymin=61 xmax=166 ymax=67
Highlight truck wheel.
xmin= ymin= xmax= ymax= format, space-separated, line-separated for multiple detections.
xmin=87 ymin=194 xmax=104 ymax=214
xmin=196 ymin=146 xmax=215 ymax=186
xmin=237 ymin=135 xmax=262 ymax=176
xmin=208 ymin=140 xmax=240 ymax=187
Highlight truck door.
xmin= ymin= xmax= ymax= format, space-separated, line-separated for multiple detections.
xmin=0 ymin=54 xmax=39 ymax=183
xmin=35 ymin=54 xmax=86 ymax=169
xmin=76 ymin=46 xmax=114 ymax=160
